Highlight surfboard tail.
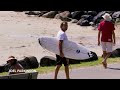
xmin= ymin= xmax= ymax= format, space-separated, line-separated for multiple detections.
xmin=88 ymin=51 xmax=94 ymax=58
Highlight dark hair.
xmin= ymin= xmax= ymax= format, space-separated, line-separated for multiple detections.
xmin=60 ymin=21 xmax=68 ymax=29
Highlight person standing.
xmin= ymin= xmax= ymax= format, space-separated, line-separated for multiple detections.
xmin=54 ymin=21 xmax=70 ymax=79
xmin=98 ymin=13 xmax=116 ymax=69
xmin=7 ymin=56 xmax=25 ymax=74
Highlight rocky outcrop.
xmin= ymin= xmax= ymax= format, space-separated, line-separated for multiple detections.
xmin=39 ymin=52 xmax=98 ymax=67
xmin=2 ymin=56 xmax=39 ymax=73
xmin=42 ymin=11 xmax=58 ymax=18
xmin=110 ymin=48 xmax=120 ymax=57
xmin=23 ymin=11 xmax=120 ymax=26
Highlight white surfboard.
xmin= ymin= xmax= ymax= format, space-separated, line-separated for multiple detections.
xmin=38 ymin=36 xmax=93 ymax=60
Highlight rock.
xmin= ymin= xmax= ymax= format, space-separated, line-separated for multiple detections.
xmin=71 ymin=19 xmax=78 ymax=23
xmin=0 ymin=65 xmax=5 ymax=73
xmin=93 ymin=11 xmax=107 ymax=24
xmin=87 ymin=11 xmax=98 ymax=16
xmin=112 ymin=11 xmax=120 ymax=19
xmin=25 ymin=11 xmax=41 ymax=15
xmin=42 ymin=11 xmax=58 ymax=18
xmin=77 ymin=18 xmax=90 ymax=26
xmin=110 ymin=48 xmax=120 ymax=57
xmin=58 ymin=11 xmax=64 ymax=13
xmin=81 ymin=15 xmax=93 ymax=22
xmin=18 ymin=56 xmax=39 ymax=69
xmin=54 ymin=14 xmax=61 ymax=19
xmin=60 ymin=17 xmax=72 ymax=21
xmin=24 ymin=11 xmax=50 ymax=17
xmin=71 ymin=11 xmax=85 ymax=20
xmin=24 ymin=56 xmax=39 ymax=69
xmin=54 ymin=11 xmax=72 ymax=21
xmin=40 ymin=56 xmax=56 ymax=67
xmin=18 ymin=59 xmax=30 ymax=69
xmin=59 ymin=11 xmax=71 ymax=18
xmin=40 ymin=56 xmax=82 ymax=66
xmin=68 ymin=59 xmax=81 ymax=64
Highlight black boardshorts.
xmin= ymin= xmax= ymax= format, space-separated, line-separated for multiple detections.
xmin=56 ymin=54 xmax=69 ymax=66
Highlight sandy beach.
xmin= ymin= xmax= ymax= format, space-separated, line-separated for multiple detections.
xmin=0 ymin=11 xmax=120 ymax=65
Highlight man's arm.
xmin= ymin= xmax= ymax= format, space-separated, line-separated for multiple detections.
xmin=98 ymin=31 xmax=101 ymax=46
xmin=59 ymin=40 xmax=64 ymax=57
xmin=112 ymin=30 xmax=116 ymax=45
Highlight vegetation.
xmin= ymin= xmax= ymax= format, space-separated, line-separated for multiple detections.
xmin=0 ymin=57 xmax=120 ymax=76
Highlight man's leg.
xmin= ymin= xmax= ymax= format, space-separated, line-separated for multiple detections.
xmin=54 ymin=55 xmax=62 ymax=79
xmin=104 ymin=52 xmax=112 ymax=62
xmin=65 ymin=65 xmax=70 ymax=79
xmin=54 ymin=65 xmax=62 ymax=79
xmin=101 ymin=42 xmax=107 ymax=68
xmin=103 ymin=51 xmax=107 ymax=59
xmin=63 ymin=58 xmax=70 ymax=79
xmin=102 ymin=42 xmax=113 ymax=68
xmin=102 ymin=51 xmax=107 ymax=68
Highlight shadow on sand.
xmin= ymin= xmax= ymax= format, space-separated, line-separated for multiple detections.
xmin=107 ymin=67 xmax=120 ymax=70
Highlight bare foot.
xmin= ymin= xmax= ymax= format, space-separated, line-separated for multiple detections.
xmin=102 ymin=62 xmax=107 ymax=69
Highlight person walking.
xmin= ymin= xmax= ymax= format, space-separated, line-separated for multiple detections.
xmin=98 ymin=13 xmax=116 ymax=69
xmin=54 ymin=21 xmax=70 ymax=79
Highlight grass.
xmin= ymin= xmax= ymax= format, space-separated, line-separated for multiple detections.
xmin=0 ymin=57 xmax=120 ymax=76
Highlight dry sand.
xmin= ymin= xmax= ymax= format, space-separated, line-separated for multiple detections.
xmin=0 ymin=11 xmax=120 ymax=65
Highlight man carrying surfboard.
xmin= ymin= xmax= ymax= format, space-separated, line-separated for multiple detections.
xmin=98 ymin=13 xmax=116 ymax=69
xmin=54 ymin=21 xmax=70 ymax=79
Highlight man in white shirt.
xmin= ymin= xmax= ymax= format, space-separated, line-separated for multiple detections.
xmin=54 ymin=21 xmax=70 ymax=79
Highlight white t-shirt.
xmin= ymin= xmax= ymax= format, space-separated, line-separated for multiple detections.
xmin=57 ymin=30 xmax=68 ymax=40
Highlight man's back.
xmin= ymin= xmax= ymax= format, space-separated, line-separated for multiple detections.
xmin=98 ymin=20 xmax=115 ymax=42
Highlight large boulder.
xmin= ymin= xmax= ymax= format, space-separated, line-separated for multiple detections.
xmin=71 ymin=11 xmax=85 ymax=20
xmin=68 ymin=59 xmax=81 ymax=64
xmin=25 ymin=11 xmax=49 ymax=17
xmin=71 ymin=19 xmax=79 ymax=23
xmin=0 ymin=65 xmax=5 ymax=73
xmin=93 ymin=11 xmax=107 ymax=24
xmin=40 ymin=56 xmax=81 ymax=66
xmin=112 ymin=11 xmax=120 ymax=19
xmin=18 ymin=56 xmax=39 ymax=69
xmin=0 ymin=56 xmax=39 ymax=73
xmin=81 ymin=15 xmax=93 ymax=22
xmin=77 ymin=18 xmax=91 ymax=26
xmin=25 ymin=11 xmax=41 ymax=15
xmin=42 ymin=11 xmax=58 ymax=18
xmin=87 ymin=11 xmax=98 ymax=16
xmin=40 ymin=56 xmax=56 ymax=67
xmin=54 ymin=11 xmax=72 ymax=21
xmin=54 ymin=14 xmax=61 ymax=19
xmin=59 ymin=11 xmax=71 ymax=18
xmin=110 ymin=48 xmax=120 ymax=57
xmin=60 ymin=17 xmax=72 ymax=21
xmin=24 ymin=56 xmax=39 ymax=69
